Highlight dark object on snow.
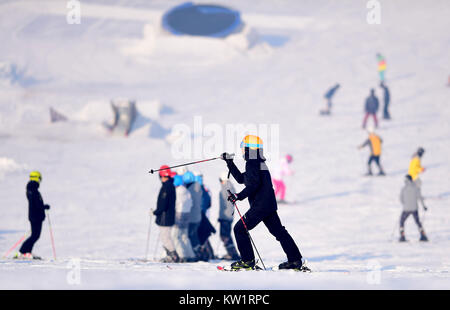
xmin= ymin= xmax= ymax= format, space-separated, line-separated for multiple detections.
xmin=162 ymin=2 xmax=242 ymax=38
xmin=107 ymin=99 xmax=137 ymax=136
xmin=49 ymin=107 xmax=68 ymax=123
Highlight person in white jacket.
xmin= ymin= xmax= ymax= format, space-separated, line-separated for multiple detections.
xmin=172 ymin=174 xmax=197 ymax=262
xmin=271 ymin=154 xmax=294 ymax=203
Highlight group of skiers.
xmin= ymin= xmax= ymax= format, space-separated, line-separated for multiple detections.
xmin=153 ymin=165 xmax=240 ymax=263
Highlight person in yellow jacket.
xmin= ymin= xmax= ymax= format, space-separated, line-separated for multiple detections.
xmin=408 ymin=147 xmax=425 ymax=186
xmin=358 ymin=127 xmax=386 ymax=176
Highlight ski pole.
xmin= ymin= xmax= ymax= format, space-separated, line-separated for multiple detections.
xmin=153 ymin=231 xmax=161 ymax=260
xmin=2 ymin=231 xmax=29 ymax=258
xmin=148 ymin=154 xmax=235 ymax=174
xmin=227 ymin=190 xmax=266 ymax=270
xmin=46 ymin=211 xmax=57 ymax=260
xmin=145 ymin=211 xmax=153 ymax=261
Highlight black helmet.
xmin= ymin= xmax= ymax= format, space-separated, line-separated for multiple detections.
xmin=417 ymin=147 xmax=425 ymax=156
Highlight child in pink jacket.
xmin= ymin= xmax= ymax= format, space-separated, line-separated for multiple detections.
xmin=272 ymin=154 xmax=294 ymax=203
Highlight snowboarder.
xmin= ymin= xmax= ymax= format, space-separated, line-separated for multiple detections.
xmin=362 ymin=89 xmax=380 ymax=129
xmin=358 ymin=127 xmax=385 ymax=176
xmin=183 ymin=171 xmax=203 ymax=260
xmin=321 ymin=83 xmax=340 ymax=115
xmin=380 ymin=81 xmax=391 ymax=120
xmin=172 ymin=174 xmax=197 ymax=262
xmin=218 ymin=172 xmax=240 ymax=261
xmin=377 ymin=53 xmax=386 ymax=82
xmin=221 ymin=135 xmax=305 ymax=270
xmin=408 ymin=147 xmax=426 ymax=188
xmin=271 ymin=154 xmax=294 ymax=204
xmin=153 ymin=165 xmax=179 ymax=263
xmin=399 ymin=175 xmax=428 ymax=242
xmin=16 ymin=171 xmax=50 ymax=259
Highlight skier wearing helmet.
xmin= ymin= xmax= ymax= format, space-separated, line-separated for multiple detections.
xmin=154 ymin=165 xmax=179 ymax=263
xmin=408 ymin=147 xmax=426 ymax=188
xmin=16 ymin=171 xmax=50 ymax=259
xmin=358 ymin=126 xmax=386 ymax=176
xmin=271 ymin=154 xmax=294 ymax=204
xmin=221 ymin=135 xmax=306 ymax=271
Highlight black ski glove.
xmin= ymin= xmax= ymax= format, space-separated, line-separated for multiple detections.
xmin=221 ymin=152 xmax=234 ymax=163
xmin=44 ymin=204 xmax=50 ymax=210
xmin=423 ymin=206 xmax=428 ymax=212
xmin=227 ymin=192 xmax=238 ymax=204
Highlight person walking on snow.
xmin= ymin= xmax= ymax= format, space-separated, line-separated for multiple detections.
xmin=172 ymin=174 xmax=196 ymax=262
xmin=221 ymin=135 xmax=306 ymax=271
xmin=218 ymin=172 xmax=240 ymax=261
xmin=399 ymin=175 xmax=428 ymax=242
xmin=16 ymin=171 xmax=50 ymax=259
xmin=272 ymin=154 xmax=294 ymax=204
xmin=380 ymin=81 xmax=391 ymax=120
xmin=408 ymin=147 xmax=426 ymax=188
xmin=362 ymin=88 xmax=380 ymax=129
xmin=153 ymin=165 xmax=179 ymax=263
xmin=358 ymin=127 xmax=386 ymax=176
xmin=321 ymin=83 xmax=340 ymax=115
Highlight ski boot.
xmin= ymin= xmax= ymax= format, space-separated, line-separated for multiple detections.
xmin=419 ymin=232 xmax=429 ymax=242
xmin=161 ymin=250 xmax=180 ymax=263
xmin=14 ymin=252 xmax=41 ymax=260
xmin=378 ymin=171 xmax=386 ymax=176
xmin=278 ymin=258 xmax=311 ymax=272
xmin=230 ymin=259 xmax=256 ymax=271
xmin=399 ymin=232 xmax=407 ymax=242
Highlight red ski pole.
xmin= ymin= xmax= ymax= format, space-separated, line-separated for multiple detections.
xmin=46 ymin=211 xmax=57 ymax=260
xmin=227 ymin=190 xmax=266 ymax=270
xmin=2 ymin=231 xmax=29 ymax=258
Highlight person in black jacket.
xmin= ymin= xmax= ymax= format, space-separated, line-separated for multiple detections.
xmin=380 ymin=82 xmax=391 ymax=120
xmin=153 ymin=165 xmax=179 ymax=263
xmin=362 ymin=88 xmax=380 ymax=129
xmin=221 ymin=135 xmax=305 ymax=271
xmin=17 ymin=171 xmax=49 ymax=259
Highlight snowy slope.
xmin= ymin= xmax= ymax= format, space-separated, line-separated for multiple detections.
xmin=0 ymin=0 xmax=449 ymax=289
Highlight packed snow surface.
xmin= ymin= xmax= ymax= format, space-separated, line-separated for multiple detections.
xmin=0 ymin=0 xmax=449 ymax=289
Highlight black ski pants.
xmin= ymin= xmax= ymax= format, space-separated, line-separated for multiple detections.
xmin=400 ymin=211 xmax=422 ymax=230
xmin=19 ymin=220 xmax=43 ymax=254
xmin=233 ymin=208 xmax=302 ymax=262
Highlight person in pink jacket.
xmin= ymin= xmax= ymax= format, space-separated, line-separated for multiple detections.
xmin=272 ymin=154 xmax=294 ymax=204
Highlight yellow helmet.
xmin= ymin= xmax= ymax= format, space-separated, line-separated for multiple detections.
xmin=29 ymin=171 xmax=42 ymax=183
xmin=240 ymin=135 xmax=263 ymax=150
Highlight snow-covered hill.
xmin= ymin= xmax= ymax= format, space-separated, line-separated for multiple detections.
xmin=0 ymin=0 xmax=449 ymax=289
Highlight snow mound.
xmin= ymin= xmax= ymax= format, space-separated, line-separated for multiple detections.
xmin=0 ymin=157 xmax=28 ymax=180
xmin=120 ymin=23 xmax=271 ymax=66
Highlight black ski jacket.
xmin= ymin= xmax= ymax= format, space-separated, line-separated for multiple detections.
xmin=154 ymin=178 xmax=176 ymax=226
xmin=365 ymin=95 xmax=380 ymax=113
xmin=226 ymin=158 xmax=277 ymax=214
xmin=26 ymin=181 xmax=48 ymax=222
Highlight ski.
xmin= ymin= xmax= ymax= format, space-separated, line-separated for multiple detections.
xmin=217 ymin=264 xmax=312 ymax=272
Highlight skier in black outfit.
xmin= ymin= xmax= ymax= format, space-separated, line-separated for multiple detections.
xmin=153 ymin=165 xmax=179 ymax=263
xmin=221 ymin=135 xmax=306 ymax=270
xmin=380 ymin=82 xmax=391 ymax=120
xmin=18 ymin=171 xmax=50 ymax=259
